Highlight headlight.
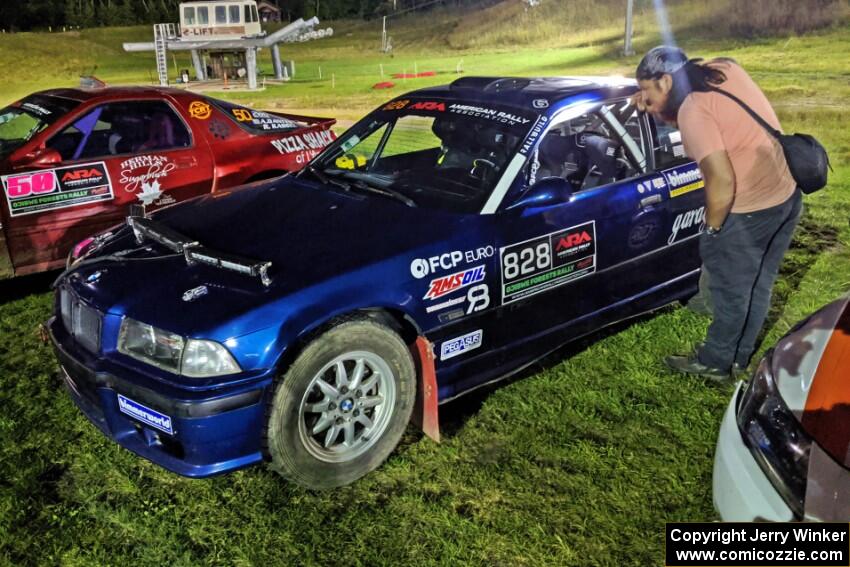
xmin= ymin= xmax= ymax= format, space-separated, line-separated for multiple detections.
xmin=118 ymin=318 xmax=241 ymax=378
xmin=736 ymin=351 xmax=812 ymax=518
xmin=118 ymin=318 xmax=184 ymax=373
xmin=182 ymin=339 xmax=240 ymax=377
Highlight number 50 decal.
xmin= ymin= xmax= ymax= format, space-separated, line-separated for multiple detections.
xmin=4 ymin=171 xmax=57 ymax=198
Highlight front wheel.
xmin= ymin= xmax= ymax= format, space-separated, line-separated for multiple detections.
xmin=265 ymin=318 xmax=416 ymax=489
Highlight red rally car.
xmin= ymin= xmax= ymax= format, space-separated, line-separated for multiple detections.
xmin=0 ymin=87 xmax=335 ymax=277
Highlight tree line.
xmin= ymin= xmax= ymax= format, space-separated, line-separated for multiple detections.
xmin=0 ymin=0 xmax=488 ymax=31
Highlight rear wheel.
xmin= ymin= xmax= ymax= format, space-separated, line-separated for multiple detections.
xmin=265 ymin=319 xmax=416 ymax=489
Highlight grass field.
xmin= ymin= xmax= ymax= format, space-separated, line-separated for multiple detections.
xmin=1 ymin=3 xmax=850 ymax=565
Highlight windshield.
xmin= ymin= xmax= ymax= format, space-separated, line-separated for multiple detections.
xmin=0 ymin=94 xmax=79 ymax=159
xmin=311 ymin=98 xmax=537 ymax=213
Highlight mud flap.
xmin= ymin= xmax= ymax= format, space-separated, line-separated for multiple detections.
xmin=410 ymin=336 xmax=440 ymax=442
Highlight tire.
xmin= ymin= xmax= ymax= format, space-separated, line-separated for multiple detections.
xmin=265 ymin=318 xmax=416 ymax=489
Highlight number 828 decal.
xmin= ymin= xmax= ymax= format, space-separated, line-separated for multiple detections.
xmin=500 ymin=221 xmax=596 ymax=304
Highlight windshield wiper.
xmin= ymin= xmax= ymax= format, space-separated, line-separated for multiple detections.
xmin=302 ymin=165 xmax=353 ymax=193
xmin=350 ymin=181 xmax=417 ymax=208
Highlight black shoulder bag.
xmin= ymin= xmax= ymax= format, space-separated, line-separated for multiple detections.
xmin=713 ymin=88 xmax=831 ymax=194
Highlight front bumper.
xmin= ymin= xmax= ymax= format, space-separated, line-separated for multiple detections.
xmin=49 ymin=317 xmax=272 ymax=478
xmin=712 ymin=382 xmax=794 ymax=521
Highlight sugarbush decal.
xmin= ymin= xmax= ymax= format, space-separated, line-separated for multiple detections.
xmin=119 ymin=155 xmax=176 ymax=196
xmin=500 ymin=221 xmax=596 ymax=304
xmin=2 ymin=162 xmax=113 ymax=217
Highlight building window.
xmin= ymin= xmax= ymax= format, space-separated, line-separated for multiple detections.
xmin=215 ymin=6 xmax=227 ymax=24
xmin=197 ymin=6 xmax=209 ymax=25
xmin=229 ymin=5 xmax=241 ymax=23
xmin=183 ymin=6 xmax=196 ymax=26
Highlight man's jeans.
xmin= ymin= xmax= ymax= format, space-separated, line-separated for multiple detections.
xmin=697 ymin=190 xmax=803 ymax=370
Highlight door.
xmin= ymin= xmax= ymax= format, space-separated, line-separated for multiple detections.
xmin=2 ymin=99 xmax=213 ymax=273
xmin=490 ymin=99 xmax=677 ymax=354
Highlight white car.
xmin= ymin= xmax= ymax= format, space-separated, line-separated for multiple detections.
xmin=713 ymin=295 xmax=850 ymax=521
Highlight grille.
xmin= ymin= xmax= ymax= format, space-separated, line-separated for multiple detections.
xmin=59 ymin=287 xmax=102 ymax=354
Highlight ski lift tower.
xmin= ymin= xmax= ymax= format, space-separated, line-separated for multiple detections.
xmin=124 ymin=0 xmax=333 ymax=90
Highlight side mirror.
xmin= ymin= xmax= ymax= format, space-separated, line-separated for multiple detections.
xmin=505 ymin=177 xmax=573 ymax=212
xmin=12 ymin=147 xmax=62 ymax=170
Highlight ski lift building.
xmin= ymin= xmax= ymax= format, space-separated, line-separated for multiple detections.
xmin=180 ymin=1 xmax=263 ymax=39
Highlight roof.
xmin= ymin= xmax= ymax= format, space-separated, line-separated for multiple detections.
xmin=33 ymin=86 xmax=193 ymax=103
xmin=408 ymin=76 xmax=638 ymax=111
xmin=257 ymin=1 xmax=280 ymax=11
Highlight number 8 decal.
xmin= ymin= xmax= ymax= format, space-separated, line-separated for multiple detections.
xmin=467 ymin=284 xmax=490 ymax=314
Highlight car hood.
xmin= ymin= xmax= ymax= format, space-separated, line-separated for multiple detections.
xmin=65 ymin=175 xmax=479 ymax=337
xmin=773 ymin=295 xmax=850 ymax=464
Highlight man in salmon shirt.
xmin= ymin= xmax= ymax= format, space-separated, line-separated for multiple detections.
xmin=633 ymin=46 xmax=803 ymax=381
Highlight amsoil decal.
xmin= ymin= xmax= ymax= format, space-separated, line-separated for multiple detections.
xmin=119 ymin=155 xmax=176 ymax=205
xmin=500 ymin=221 xmax=597 ymax=304
xmin=668 ymin=206 xmax=705 ymax=245
xmin=423 ymin=265 xmax=486 ymax=300
xmin=664 ymin=167 xmax=704 ymax=198
xmin=440 ymin=329 xmax=483 ymax=361
xmin=2 ymin=162 xmax=113 ymax=217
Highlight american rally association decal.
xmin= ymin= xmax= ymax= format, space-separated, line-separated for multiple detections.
xmin=500 ymin=221 xmax=596 ymax=304
xmin=664 ymin=166 xmax=704 ymax=198
xmin=119 ymin=154 xmax=176 ymax=205
xmin=2 ymin=162 xmax=113 ymax=217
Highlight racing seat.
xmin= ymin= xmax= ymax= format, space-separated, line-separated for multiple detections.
xmin=432 ymin=119 xmax=477 ymax=169
xmin=535 ymin=132 xmax=586 ymax=188
xmin=581 ymin=134 xmax=622 ymax=188
xmin=140 ymin=113 xmax=177 ymax=151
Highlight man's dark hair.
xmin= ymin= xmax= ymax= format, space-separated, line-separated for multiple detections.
xmin=663 ymin=58 xmax=732 ymax=120
xmin=637 ymin=46 xmax=734 ymax=120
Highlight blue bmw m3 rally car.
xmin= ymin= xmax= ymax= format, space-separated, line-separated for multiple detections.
xmin=49 ymin=76 xmax=707 ymax=488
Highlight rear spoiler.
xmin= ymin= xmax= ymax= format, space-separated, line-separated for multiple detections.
xmin=267 ymin=110 xmax=336 ymax=130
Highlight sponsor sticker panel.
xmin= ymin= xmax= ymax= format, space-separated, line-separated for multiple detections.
xmin=117 ymin=394 xmax=174 ymax=435
xmin=500 ymin=221 xmax=597 ymax=304
xmin=2 ymin=162 xmax=113 ymax=217
xmin=668 ymin=206 xmax=706 ymax=245
xmin=664 ymin=166 xmax=704 ymax=198
xmin=440 ymin=330 xmax=484 ymax=361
